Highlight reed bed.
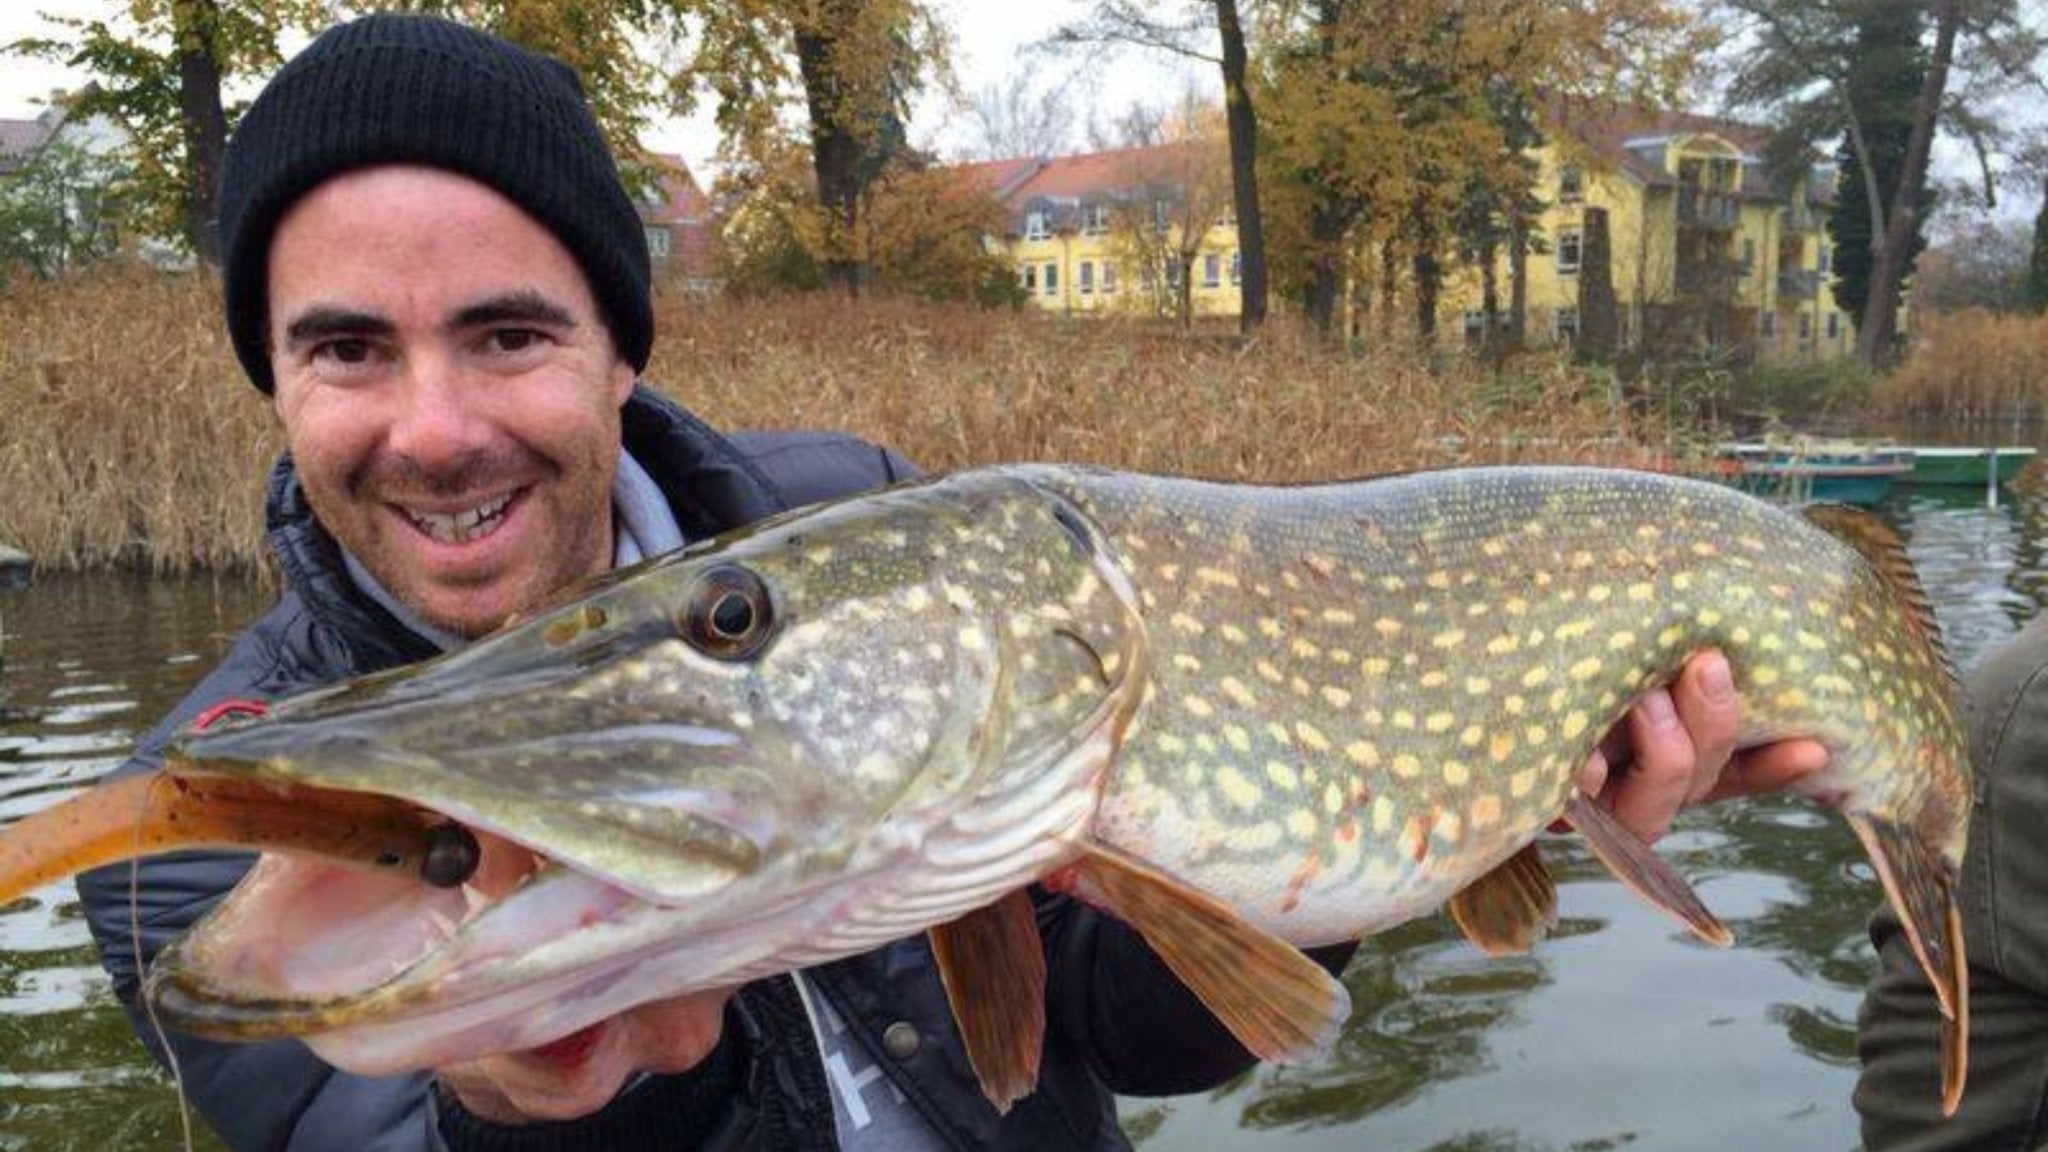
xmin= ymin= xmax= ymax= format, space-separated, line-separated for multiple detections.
xmin=1878 ymin=309 xmax=2048 ymax=425
xmin=2 ymin=267 xmax=1679 ymax=574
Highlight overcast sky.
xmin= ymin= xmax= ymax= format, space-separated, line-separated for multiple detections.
xmin=0 ymin=2 xmax=2036 ymax=222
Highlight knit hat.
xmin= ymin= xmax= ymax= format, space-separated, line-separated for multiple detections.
xmin=217 ymin=13 xmax=652 ymax=392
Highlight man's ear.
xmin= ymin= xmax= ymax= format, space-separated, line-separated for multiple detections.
xmin=610 ymin=355 xmax=636 ymax=407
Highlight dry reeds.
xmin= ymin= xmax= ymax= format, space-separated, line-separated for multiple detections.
xmin=0 ymin=264 xmax=277 ymax=573
xmin=1878 ymin=309 xmax=2048 ymax=425
xmin=0 ymin=268 xmax=1681 ymax=574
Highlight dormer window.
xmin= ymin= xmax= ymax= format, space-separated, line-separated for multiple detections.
xmin=1559 ymin=165 xmax=1583 ymax=203
xmin=1024 ymin=210 xmax=1050 ymax=240
xmin=1082 ymin=204 xmax=1110 ymax=235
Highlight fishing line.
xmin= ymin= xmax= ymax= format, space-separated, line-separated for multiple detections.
xmin=130 ymin=771 xmax=197 ymax=1152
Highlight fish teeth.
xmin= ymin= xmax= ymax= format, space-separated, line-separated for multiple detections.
xmin=407 ymin=493 xmax=512 ymax=543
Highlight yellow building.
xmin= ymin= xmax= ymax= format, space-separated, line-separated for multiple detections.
xmin=1500 ymin=102 xmax=1857 ymax=365
xmin=958 ymin=144 xmax=1245 ymax=320
xmin=969 ymin=105 xmax=1864 ymax=364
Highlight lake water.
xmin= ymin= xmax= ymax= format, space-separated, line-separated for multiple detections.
xmin=0 ymin=481 xmax=2039 ymax=1151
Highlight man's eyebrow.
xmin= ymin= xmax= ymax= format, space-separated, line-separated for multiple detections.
xmin=449 ymin=291 xmax=578 ymax=332
xmin=282 ymin=308 xmax=394 ymax=349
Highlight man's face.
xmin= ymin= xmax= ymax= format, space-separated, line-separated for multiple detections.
xmin=267 ymin=166 xmax=636 ymax=638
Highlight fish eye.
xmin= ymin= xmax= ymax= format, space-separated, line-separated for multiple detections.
xmin=683 ymin=565 xmax=776 ymax=660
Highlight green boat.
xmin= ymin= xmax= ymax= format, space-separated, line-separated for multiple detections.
xmin=1904 ymin=446 xmax=2038 ymax=487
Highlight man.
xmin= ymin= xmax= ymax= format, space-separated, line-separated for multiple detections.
xmin=76 ymin=13 xmax=1826 ymax=1151
xmin=1858 ymin=617 xmax=2048 ymax=1149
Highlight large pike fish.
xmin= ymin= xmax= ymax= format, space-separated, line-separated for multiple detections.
xmin=0 ymin=465 xmax=1971 ymax=1114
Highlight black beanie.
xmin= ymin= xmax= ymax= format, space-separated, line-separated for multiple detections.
xmin=217 ymin=13 xmax=653 ymax=393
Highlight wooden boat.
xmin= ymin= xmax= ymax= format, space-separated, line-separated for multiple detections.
xmin=1903 ymin=446 xmax=2037 ymax=487
xmin=1713 ymin=439 xmax=1914 ymax=506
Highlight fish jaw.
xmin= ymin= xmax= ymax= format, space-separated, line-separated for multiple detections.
xmin=143 ymin=471 xmax=1151 ymax=1071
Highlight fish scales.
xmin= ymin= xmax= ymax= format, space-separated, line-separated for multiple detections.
xmin=1026 ymin=465 xmax=1963 ymax=943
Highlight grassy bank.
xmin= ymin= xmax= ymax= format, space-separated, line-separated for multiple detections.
xmin=1878 ymin=309 xmax=2048 ymax=425
xmin=0 ymin=268 xmax=1739 ymax=574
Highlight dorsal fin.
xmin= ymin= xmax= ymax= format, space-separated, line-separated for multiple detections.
xmin=1799 ymin=503 xmax=1958 ymax=699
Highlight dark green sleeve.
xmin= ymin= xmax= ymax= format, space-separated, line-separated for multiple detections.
xmin=1857 ymin=619 xmax=2048 ymax=1149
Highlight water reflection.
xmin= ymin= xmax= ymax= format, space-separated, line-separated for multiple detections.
xmin=0 ymin=476 xmax=2041 ymax=1150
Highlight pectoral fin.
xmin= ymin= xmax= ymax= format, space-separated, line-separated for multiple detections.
xmin=1449 ymin=842 xmax=1558 ymax=956
xmin=928 ymin=890 xmax=1046 ymax=1114
xmin=1056 ymin=841 xmax=1348 ymax=1064
xmin=1564 ymin=792 xmax=1731 ymax=947
xmin=1845 ymin=811 xmax=1969 ymax=1116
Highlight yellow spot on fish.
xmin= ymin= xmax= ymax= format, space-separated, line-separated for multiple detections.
xmin=1555 ymin=619 xmax=1593 ymax=641
xmin=1471 ymin=793 xmax=1504 ymax=827
xmin=1505 ymin=596 xmax=1530 ymax=616
xmin=1184 ymin=695 xmax=1216 ymax=718
xmin=1489 ymin=733 xmax=1516 ymax=761
xmin=1217 ymin=766 xmax=1261 ymax=810
xmin=1346 ymin=741 xmax=1381 ymax=767
xmin=1510 ymin=769 xmax=1538 ymax=798
xmin=1361 ymin=657 xmax=1391 ymax=677
xmin=1296 ymin=722 xmax=1332 ymax=752
xmin=1421 ymin=670 xmax=1450 ymax=689
xmin=1570 ymin=656 xmax=1603 ymax=681
xmin=1658 ymin=625 xmax=1685 ymax=648
xmin=1432 ymin=628 xmax=1468 ymax=650
xmin=1158 ymin=733 xmax=1187 ymax=754
xmin=1628 ymin=583 xmax=1655 ymax=602
xmin=1322 ymin=608 xmax=1357 ymax=626
xmin=1696 ymin=608 xmax=1723 ymax=627
xmin=1170 ymin=612 xmax=1206 ymax=635
xmin=1426 ymin=571 xmax=1454 ymax=591
xmin=1561 ymin=712 xmax=1590 ymax=739
xmin=1465 ymin=676 xmax=1492 ymax=695
xmin=1393 ymin=709 xmax=1417 ymax=730
xmin=1607 ymin=631 xmax=1636 ymax=652
xmin=1672 ymin=572 xmax=1695 ymax=591
xmin=1221 ymin=677 xmax=1257 ymax=707
xmin=1459 ymin=724 xmax=1485 ymax=748
xmin=1488 ymin=634 xmax=1521 ymax=656
xmin=1286 ymin=809 xmax=1318 ymax=839
xmin=1157 ymin=563 xmax=1182 ymax=583
xmin=1691 ymin=540 xmax=1720 ymax=557
xmin=1266 ymin=759 xmax=1299 ymax=791
xmin=959 ymin=627 xmax=988 ymax=652
xmin=1588 ymin=585 xmax=1612 ymax=603
xmin=1798 ymin=630 xmax=1828 ymax=651
xmin=1225 ymin=725 xmax=1252 ymax=753
xmin=1197 ymin=567 xmax=1239 ymax=589
xmin=1522 ymin=667 xmax=1551 ymax=688
xmin=805 ymin=545 xmax=837 ymax=565
xmin=1504 ymin=694 xmax=1526 ymax=715
xmin=1256 ymin=660 xmax=1284 ymax=683
xmin=1426 ymin=712 xmax=1456 ymax=734
xmin=1321 ymin=685 xmax=1353 ymax=709
xmin=1393 ymin=753 xmax=1422 ymax=778
xmin=1259 ymin=617 xmax=1284 ymax=639
xmin=1372 ymin=796 xmax=1396 ymax=832
xmin=1219 ymin=623 xmax=1249 ymax=645
xmin=1375 ymin=617 xmax=1403 ymax=638
xmin=1292 ymin=638 xmax=1322 ymax=659
xmin=1173 ymin=653 xmax=1203 ymax=672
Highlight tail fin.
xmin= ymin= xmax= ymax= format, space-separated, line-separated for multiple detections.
xmin=1799 ymin=504 xmax=1957 ymax=700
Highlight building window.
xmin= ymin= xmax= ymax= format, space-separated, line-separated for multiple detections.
xmin=1152 ymin=200 xmax=1173 ymax=234
xmin=1164 ymin=260 xmax=1183 ymax=290
xmin=1079 ymin=261 xmax=1095 ymax=295
xmin=1024 ymin=210 xmax=1050 ymax=240
xmin=1082 ymin=204 xmax=1109 ymax=235
xmin=1559 ymin=165 xmax=1583 ymax=203
xmin=1760 ymin=309 xmax=1777 ymax=338
xmin=1043 ymin=262 xmax=1058 ymax=296
xmin=1203 ymin=253 xmax=1221 ymax=288
xmin=1818 ymin=246 xmax=1833 ymax=274
xmin=1826 ymin=311 xmax=1840 ymax=339
xmin=1556 ymin=306 xmax=1579 ymax=345
xmin=645 ymin=226 xmax=671 ymax=259
xmin=1229 ymin=250 xmax=1242 ymax=286
xmin=1740 ymin=237 xmax=1755 ymax=274
xmin=1557 ymin=229 xmax=1582 ymax=275
xmin=1019 ymin=264 xmax=1036 ymax=292
xmin=1463 ymin=310 xmax=1486 ymax=345
xmin=1102 ymin=262 xmax=1118 ymax=293
xmin=1798 ymin=312 xmax=1813 ymax=342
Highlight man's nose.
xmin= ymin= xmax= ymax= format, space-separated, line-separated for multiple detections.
xmin=387 ymin=353 xmax=489 ymax=467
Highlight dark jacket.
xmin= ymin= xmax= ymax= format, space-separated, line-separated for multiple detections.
xmin=1857 ymin=615 xmax=2048 ymax=1150
xmin=77 ymin=388 xmax=1288 ymax=1152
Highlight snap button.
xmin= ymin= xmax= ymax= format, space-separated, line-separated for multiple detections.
xmin=882 ymin=1021 xmax=921 ymax=1059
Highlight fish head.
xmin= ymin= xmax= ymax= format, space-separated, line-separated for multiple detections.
xmin=145 ymin=470 xmax=1149 ymax=1071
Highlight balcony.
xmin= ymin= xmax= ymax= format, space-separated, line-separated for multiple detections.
xmin=1779 ymin=204 xmax=1822 ymax=234
xmin=1678 ymin=186 xmax=1740 ymax=231
xmin=1778 ymin=269 xmax=1821 ymax=300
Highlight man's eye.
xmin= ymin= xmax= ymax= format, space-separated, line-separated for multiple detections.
xmin=490 ymin=329 xmax=541 ymax=353
xmin=319 ymin=338 xmax=371 ymax=364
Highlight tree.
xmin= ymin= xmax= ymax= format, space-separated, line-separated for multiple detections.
xmin=9 ymin=1 xmax=328 ymax=262
xmin=676 ymin=0 xmax=949 ymax=296
xmin=1057 ymin=1 xmax=1273 ymax=333
xmin=1719 ymin=0 xmax=2044 ymax=363
xmin=966 ymin=75 xmax=1075 ymax=160
xmin=2029 ymin=176 xmax=2048 ymax=312
xmin=8 ymin=2 xmax=696 ymax=262
xmin=1091 ymin=97 xmax=1234 ymax=326
xmin=0 ymin=135 xmax=127 ymax=279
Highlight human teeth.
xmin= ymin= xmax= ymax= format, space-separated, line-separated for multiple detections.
xmin=408 ymin=494 xmax=512 ymax=543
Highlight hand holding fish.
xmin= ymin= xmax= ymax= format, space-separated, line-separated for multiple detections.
xmin=1579 ymin=649 xmax=1833 ymax=841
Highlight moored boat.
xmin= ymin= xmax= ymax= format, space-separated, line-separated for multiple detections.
xmin=1903 ymin=446 xmax=2037 ymax=487
xmin=1713 ymin=440 xmax=1914 ymax=506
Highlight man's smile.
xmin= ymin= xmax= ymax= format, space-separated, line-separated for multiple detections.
xmin=395 ymin=490 xmax=522 ymax=545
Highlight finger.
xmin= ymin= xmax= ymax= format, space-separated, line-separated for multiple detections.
xmin=1701 ymin=739 xmax=1831 ymax=803
xmin=1668 ymin=650 xmax=1742 ymax=803
xmin=1604 ymin=686 xmax=1694 ymax=842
